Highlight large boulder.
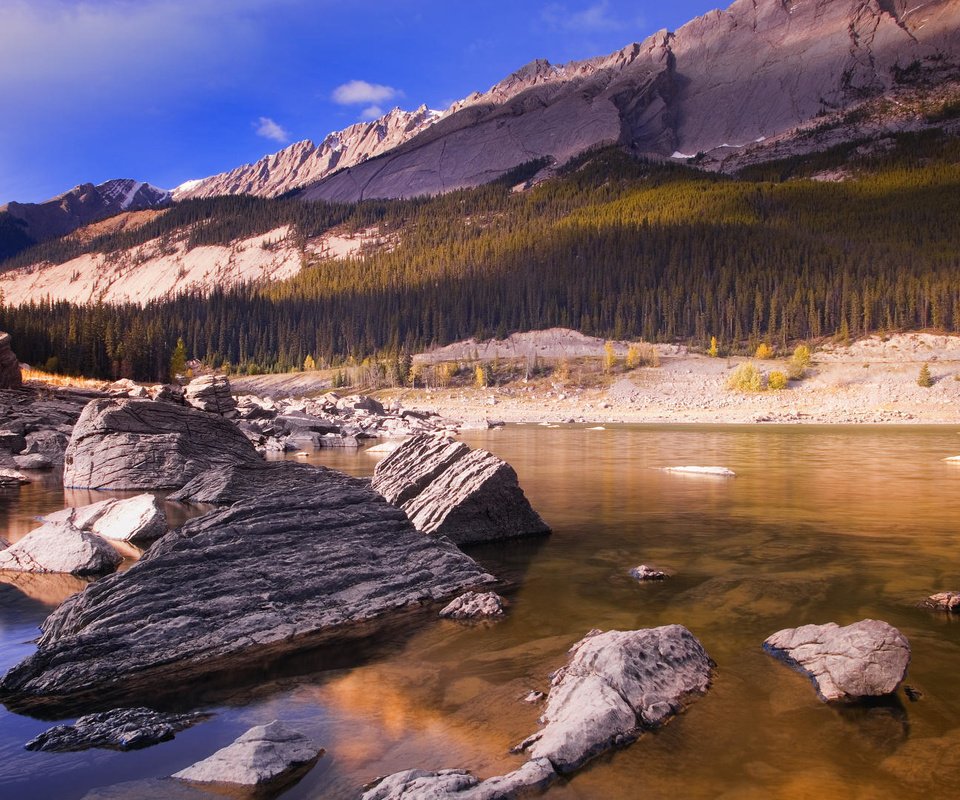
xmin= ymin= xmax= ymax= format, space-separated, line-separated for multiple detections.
xmin=183 ymin=374 xmax=237 ymax=417
xmin=763 ymin=619 xmax=910 ymax=702
xmin=170 ymin=460 xmax=356 ymax=505
xmin=0 ymin=523 xmax=121 ymax=575
xmin=45 ymin=494 xmax=167 ymax=544
xmin=26 ymin=707 xmax=207 ymax=752
xmin=172 ymin=721 xmax=321 ymax=787
xmin=63 ymin=398 xmax=261 ymax=490
xmin=372 ymin=434 xmax=550 ymax=545
xmin=515 ymin=626 xmax=714 ymax=773
xmin=0 ymin=332 xmax=22 ymax=389
xmin=0 ymin=467 xmax=495 ymax=712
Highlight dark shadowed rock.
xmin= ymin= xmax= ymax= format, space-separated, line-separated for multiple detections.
xmin=173 ymin=720 xmax=321 ymax=786
xmin=920 ymin=591 xmax=960 ymax=612
xmin=763 ymin=619 xmax=910 ymax=702
xmin=0 ymin=523 xmax=121 ymax=575
xmin=22 ymin=429 xmax=71 ymax=467
xmin=183 ymin=374 xmax=238 ymax=417
xmin=440 ymin=591 xmax=505 ymax=620
xmin=62 ymin=398 xmax=261 ymax=490
xmin=26 ymin=707 xmax=208 ymax=752
xmin=515 ymin=626 xmax=714 ymax=773
xmin=362 ymin=759 xmax=557 ymax=800
xmin=373 ymin=434 xmax=550 ymax=545
xmin=0 ymin=467 xmax=495 ymax=712
xmin=0 ymin=332 xmax=22 ymax=389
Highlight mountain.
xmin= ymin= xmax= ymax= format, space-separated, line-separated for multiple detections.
xmin=173 ymin=105 xmax=443 ymax=200
xmin=299 ymin=0 xmax=960 ymax=202
xmin=0 ymin=179 xmax=171 ymax=260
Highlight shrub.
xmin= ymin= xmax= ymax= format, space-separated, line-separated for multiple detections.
xmin=708 ymin=336 xmax=719 ymax=358
xmin=768 ymin=371 xmax=788 ymax=390
xmin=604 ymin=341 xmax=617 ymax=372
xmin=755 ymin=343 xmax=775 ymax=359
xmin=918 ymin=363 xmax=933 ymax=388
xmin=788 ymin=343 xmax=812 ymax=379
xmin=626 ymin=342 xmax=660 ymax=369
xmin=726 ymin=362 xmax=764 ymax=392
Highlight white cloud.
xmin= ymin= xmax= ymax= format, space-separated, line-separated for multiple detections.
xmin=540 ymin=1 xmax=627 ymax=32
xmin=255 ymin=117 xmax=289 ymax=143
xmin=332 ymin=80 xmax=401 ymax=106
xmin=360 ymin=105 xmax=384 ymax=121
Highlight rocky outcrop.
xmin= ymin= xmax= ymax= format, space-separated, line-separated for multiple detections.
xmin=630 ymin=564 xmax=668 ymax=581
xmin=0 ymin=468 xmax=29 ymax=486
xmin=172 ymin=721 xmax=321 ymax=786
xmin=0 ymin=523 xmax=121 ymax=575
xmin=515 ymin=626 xmax=714 ymax=773
xmin=44 ymin=494 xmax=167 ymax=544
xmin=920 ymin=591 xmax=960 ymax=612
xmin=763 ymin=619 xmax=911 ymax=702
xmin=183 ymin=374 xmax=237 ymax=417
xmin=62 ymin=398 xmax=261 ymax=490
xmin=0 ymin=332 xmax=21 ymax=389
xmin=372 ymin=434 xmax=550 ymax=545
xmin=26 ymin=707 xmax=207 ymax=752
xmin=439 ymin=591 xmax=505 ymax=620
xmin=169 ymin=460 xmax=356 ymax=505
xmin=0 ymin=467 xmax=494 ymax=712
xmin=13 ymin=453 xmax=51 ymax=470
xmin=362 ymin=759 xmax=557 ymax=800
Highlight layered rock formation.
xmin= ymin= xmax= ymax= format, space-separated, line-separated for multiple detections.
xmin=372 ymin=434 xmax=550 ymax=545
xmin=174 ymin=106 xmax=442 ymax=200
xmin=183 ymin=374 xmax=237 ymax=417
xmin=0 ymin=332 xmax=21 ymax=388
xmin=62 ymin=398 xmax=261 ymax=490
xmin=763 ymin=619 xmax=911 ymax=701
xmin=26 ymin=707 xmax=207 ymax=752
xmin=0 ymin=467 xmax=495 ymax=712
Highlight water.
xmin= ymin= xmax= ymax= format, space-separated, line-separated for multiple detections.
xmin=2 ymin=425 xmax=960 ymax=799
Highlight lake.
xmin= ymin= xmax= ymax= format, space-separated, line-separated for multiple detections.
xmin=1 ymin=424 xmax=959 ymax=799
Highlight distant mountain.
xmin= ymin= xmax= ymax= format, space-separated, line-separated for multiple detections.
xmin=301 ymin=0 xmax=960 ymax=202
xmin=174 ymin=105 xmax=442 ymax=200
xmin=0 ymin=179 xmax=171 ymax=260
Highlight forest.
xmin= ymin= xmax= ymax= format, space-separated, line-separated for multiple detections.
xmin=2 ymin=131 xmax=959 ymax=382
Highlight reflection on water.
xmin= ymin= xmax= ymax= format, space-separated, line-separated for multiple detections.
xmin=2 ymin=425 xmax=960 ymax=798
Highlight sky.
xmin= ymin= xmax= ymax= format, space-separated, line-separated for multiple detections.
xmin=0 ymin=0 xmax=723 ymax=204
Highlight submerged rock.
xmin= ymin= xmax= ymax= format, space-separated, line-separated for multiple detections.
xmin=362 ymin=759 xmax=557 ymax=800
xmin=373 ymin=434 xmax=550 ymax=545
xmin=763 ymin=619 xmax=910 ymax=702
xmin=26 ymin=707 xmax=207 ymax=752
xmin=630 ymin=565 xmax=668 ymax=581
xmin=920 ymin=592 xmax=960 ymax=612
xmin=173 ymin=720 xmax=321 ymax=786
xmin=0 ymin=467 xmax=494 ymax=712
xmin=662 ymin=466 xmax=736 ymax=477
xmin=515 ymin=626 xmax=714 ymax=773
xmin=63 ymin=398 xmax=261 ymax=490
xmin=183 ymin=374 xmax=237 ymax=417
xmin=0 ymin=523 xmax=121 ymax=575
xmin=440 ymin=591 xmax=505 ymax=620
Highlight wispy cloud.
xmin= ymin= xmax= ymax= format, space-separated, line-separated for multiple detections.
xmin=540 ymin=1 xmax=633 ymax=32
xmin=332 ymin=80 xmax=401 ymax=106
xmin=360 ymin=105 xmax=385 ymax=121
xmin=255 ymin=117 xmax=289 ymax=143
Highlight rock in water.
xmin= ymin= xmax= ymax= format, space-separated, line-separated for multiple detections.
xmin=0 ymin=468 xmax=29 ymax=486
xmin=26 ymin=707 xmax=207 ymax=752
xmin=362 ymin=759 xmax=557 ymax=800
xmin=515 ymin=626 xmax=714 ymax=773
xmin=63 ymin=398 xmax=261 ymax=490
xmin=0 ymin=523 xmax=121 ymax=575
xmin=44 ymin=494 xmax=168 ymax=544
xmin=172 ymin=721 xmax=321 ymax=786
xmin=183 ymin=374 xmax=237 ymax=418
xmin=630 ymin=565 xmax=668 ymax=581
xmin=372 ymin=434 xmax=550 ymax=545
xmin=439 ymin=591 xmax=505 ymax=620
xmin=920 ymin=592 xmax=960 ymax=612
xmin=0 ymin=469 xmax=494 ymax=712
xmin=763 ymin=619 xmax=910 ymax=702
xmin=0 ymin=332 xmax=22 ymax=389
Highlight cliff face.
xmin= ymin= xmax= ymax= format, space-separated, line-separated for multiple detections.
xmin=301 ymin=0 xmax=960 ymax=202
xmin=174 ymin=105 xmax=442 ymax=200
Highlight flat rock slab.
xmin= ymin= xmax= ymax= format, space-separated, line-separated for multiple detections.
xmin=45 ymin=494 xmax=167 ymax=544
xmin=0 ymin=466 xmax=494 ymax=712
xmin=373 ymin=434 xmax=550 ymax=545
xmin=516 ymin=626 xmax=714 ymax=773
xmin=440 ymin=591 xmax=505 ymax=620
xmin=763 ymin=619 xmax=910 ymax=702
xmin=0 ymin=523 xmax=121 ymax=575
xmin=173 ymin=720 xmax=320 ymax=786
xmin=63 ymin=398 xmax=261 ymax=490
xmin=26 ymin=707 xmax=208 ymax=752
xmin=0 ymin=468 xmax=29 ymax=486
xmin=363 ymin=759 xmax=557 ymax=800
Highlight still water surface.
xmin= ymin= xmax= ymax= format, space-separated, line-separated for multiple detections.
xmin=1 ymin=425 xmax=960 ymax=799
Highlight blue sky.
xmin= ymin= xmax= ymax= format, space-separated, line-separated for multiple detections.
xmin=0 ymin=0 xmax=723 ymax=204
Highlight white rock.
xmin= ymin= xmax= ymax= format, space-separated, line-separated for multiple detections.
xmin=440 ymin=591 xmax=505 ymax=620
xmin=90 ymin=494 xmax=167 ymax=544
xmin=172 ymin=720 xmax=321 ymax=786
xmin=630 ymin=565 xmax=668 ymax=581
xmin=0 ymin=523 xmax=121 ymax=575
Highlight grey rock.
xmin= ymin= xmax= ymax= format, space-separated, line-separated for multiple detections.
xmin=183 ymin=374 xmax=238 ymax=417
xmin=516 ymin=626 xmax=714 ymax=773
xmin=0 ymin=523 xmax=121 ymax=575
xmin=13 ymin=453 xmax=51 ymax=470
xmin=0 ymin=467 xmax=30 ymax=485
xmin=362 ymin=758 xmax=557 ymax=800
xmin=336 ymin=394 xmax=385 ymax=415
xmin=0 ymin=428 xmax=26 ymax=453
xmin=0 ymin=332 xmax=22 ymax=389
xmin=630 ymin=564 xmax=668 ymax=581
xmin=920 ymin=591 xmax=960 ymax=612
xmin=172 ymin=720 xmax=321 ymax=786
xmin=170 ymin=460 xmax=358 ymax=505
xmin=0 ymin=465 xmax=494 ymax=712
xmin=373 ymin=434 xmax=550 ymax=545
xmin=22 ymin=429 xmax=71 ymax=466
xmin=763 ymin=619 xmax=911 ymax=702
xmin=440 ymin=591 xmax=505 ymax=620
xmin=72 ymin=494 xmax=166 ymax=544
xmin=26 ymin=707 xmax=207 ymax=752
xmin=63 ymin=398 xmax=261 ymax=490
xmin=146 ymin=384 xmax=186 ymax=405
